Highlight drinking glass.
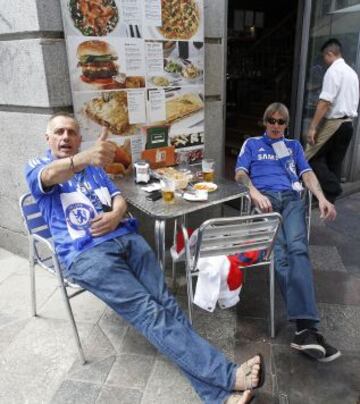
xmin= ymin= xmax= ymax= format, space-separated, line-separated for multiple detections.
xmin=202 ymin=159 xmax=215 ymax=182
xmin=160 ymin=178 xmax=176 ymax=203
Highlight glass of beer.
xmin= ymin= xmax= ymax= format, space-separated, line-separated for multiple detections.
xmin=160 ymin=178 xmax=176 ymax=203
xmin=202 ymin=159 xmax=215 ymax=182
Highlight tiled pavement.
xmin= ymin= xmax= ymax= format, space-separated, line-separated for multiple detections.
xmin=0 ymin=194 xmax=360 ymax=404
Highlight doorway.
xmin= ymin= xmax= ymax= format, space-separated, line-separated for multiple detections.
xmin=224 ymin=0 xmax=300 ymax=179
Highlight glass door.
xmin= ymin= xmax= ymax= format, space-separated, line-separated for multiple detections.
xmin=300 ymin=0 xmax=360 ymax=180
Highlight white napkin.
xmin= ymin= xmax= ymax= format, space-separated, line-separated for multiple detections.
xmin=141 ymin=183 xmax=161 ymax=192
xmin=183 ymin=190 xmax=208 ymax=201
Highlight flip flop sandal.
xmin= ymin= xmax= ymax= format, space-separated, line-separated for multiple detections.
xmin=238 ymin=353 xmax=266 ymax=391
xmin=226 ymin=392 xmax=255 ymax=404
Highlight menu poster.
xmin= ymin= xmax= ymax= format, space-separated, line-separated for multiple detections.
xmin=60 ymin=0 xmax=205 ymax=172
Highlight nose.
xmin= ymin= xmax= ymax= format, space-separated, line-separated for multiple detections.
xmin=61 ymin=129 xmax=71 ymax=140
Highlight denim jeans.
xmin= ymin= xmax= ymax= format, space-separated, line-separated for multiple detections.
xmin=64 ymin=233 xmax=237 ymax=403
xmin=263 ymin=191 xmax=320 ymax=323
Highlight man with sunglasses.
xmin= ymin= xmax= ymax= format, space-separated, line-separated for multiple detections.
xmin=306 ymin=38 xmax=359 ymax=203
xmin=235 ymin=102 xmax=340 ymax=362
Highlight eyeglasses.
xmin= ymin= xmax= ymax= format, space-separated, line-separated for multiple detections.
xmin=266 ymin=117 xmax=287 ymax=125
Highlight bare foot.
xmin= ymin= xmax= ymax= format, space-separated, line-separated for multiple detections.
xmin=226 ymin=390 xmax=253 ymax=403
xmin=234 ymin=355 xmax=261 ymax=391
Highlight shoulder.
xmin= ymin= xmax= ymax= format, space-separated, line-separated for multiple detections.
xmin=285 ymin=138 xmax=304 ymax=151
xmin=26 ymin=156 xmax=51 ymax=169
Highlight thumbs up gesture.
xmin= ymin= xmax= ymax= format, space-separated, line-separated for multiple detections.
xmin=85 ymin=127 xmax=117 ymax=167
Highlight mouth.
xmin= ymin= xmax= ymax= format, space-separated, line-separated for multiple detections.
xmin=59 ymin=144 xmax=73 ymax=153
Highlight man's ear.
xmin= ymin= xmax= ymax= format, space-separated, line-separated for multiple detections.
xmin=45 ymin=133 xmax=49 ymax=142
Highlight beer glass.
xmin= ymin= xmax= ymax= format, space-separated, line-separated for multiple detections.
xmin=202 ymin=159 xmax=215 ymax=182
xmin=160 ymin=178 xmax=176 ymax=203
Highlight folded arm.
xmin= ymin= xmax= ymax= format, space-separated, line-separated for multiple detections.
xmin=90 ymin=194 xmax=128 ymax=237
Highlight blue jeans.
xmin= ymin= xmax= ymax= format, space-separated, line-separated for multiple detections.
xmin=64 ymin=233 xmax=237 ymax=403
xmin=263 ymin=191 xmax=320 ymax=323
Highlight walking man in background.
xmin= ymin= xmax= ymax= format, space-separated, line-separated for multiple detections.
xmin=306 ymin=38 xmax=359 ymax=203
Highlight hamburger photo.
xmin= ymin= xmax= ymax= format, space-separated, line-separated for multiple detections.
xmin=77 ymin=40 xmax=119 ymax=87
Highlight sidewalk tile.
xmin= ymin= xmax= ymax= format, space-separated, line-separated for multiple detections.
xmin=105 ymin=353 xmax=155 ymax=389
xmin=273 ymin=344 xmax=360 ymax=404
xmin=51 ymin=380 xmax=101 ymax=404
xmin=142 ymin=358 xmax=200 ymax=404
xmin=96 ymin=385 xmax=142 ymax=404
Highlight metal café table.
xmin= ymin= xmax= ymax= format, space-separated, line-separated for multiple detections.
xmin=115 ymin=174 xmax=248 ymax=270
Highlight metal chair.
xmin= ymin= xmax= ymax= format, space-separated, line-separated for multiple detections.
xmin=19 ymin=193 xmax=86 ymax=364
xmin=180 ymin=213 xmax=282 ymax=338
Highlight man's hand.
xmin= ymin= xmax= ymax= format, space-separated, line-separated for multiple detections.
xmin=250 ymin=188 xmax=273 ymax=213
xmin=307 ymin=127 xmax=317 ymax=146
xmin=90 ymin=210 xmax=124 ymax=237
xmin=81 ymin=127 xmax=117 ymax=168
xmin=318 ymin=198 xmax=336 ymax=221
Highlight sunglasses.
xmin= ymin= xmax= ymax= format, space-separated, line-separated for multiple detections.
xmin=266 ymin=117 xmax=287 ymax=125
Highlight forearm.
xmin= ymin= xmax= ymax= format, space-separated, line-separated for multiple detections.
xmin=302 ymin=171 xmax=326 ymax=202
xmin=40 ymin=151 xmax=91 ymax=188
xmin=235 ymin=170 xmax=259 ymax=197
xmin=111 ymin=194 xmax=127 ymax=220
xmin=309 ymin=100 xmax=331 ymax=130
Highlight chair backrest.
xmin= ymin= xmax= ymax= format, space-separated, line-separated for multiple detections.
xmin=19 ymin=193 xmax=52 ymax=240
xmin=190 ymin=212 xmax=282 ymax=269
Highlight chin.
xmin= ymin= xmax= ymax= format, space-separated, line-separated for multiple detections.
xmin=56 ymin=150 xmax=75 ymax=159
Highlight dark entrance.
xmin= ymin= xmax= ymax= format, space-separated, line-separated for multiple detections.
xmin=225 ymin=0 xmax=299 ymax=179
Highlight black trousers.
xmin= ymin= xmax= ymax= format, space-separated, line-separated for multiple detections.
xmin=309 ymin=121 xmax=353 ymax=203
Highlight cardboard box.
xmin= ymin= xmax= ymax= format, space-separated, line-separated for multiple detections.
xmin=141 ymin=146 xmax=176 ymax=169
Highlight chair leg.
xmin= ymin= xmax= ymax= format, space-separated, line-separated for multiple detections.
xmin=269 ymin=257 xmax=276 ymax=338
xmin=172 ymin=219 xmax=178 ymax=291
xmin=29 ymin=242 xmax=37 ymax=317
xmin=58 ymin=284 xmax=86 ymax=364
xmin=186 ymin=269 xmax=194 ymax=325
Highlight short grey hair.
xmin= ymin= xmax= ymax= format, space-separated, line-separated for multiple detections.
xmin=263 ymin=102 xmax=289 ymax=126
xmin=46 ymin=112 xmax=79 ymax=134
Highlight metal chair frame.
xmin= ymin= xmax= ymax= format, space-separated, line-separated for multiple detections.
xmin=179 ymin=212 xmax=282 ymax=338
xmin=19 ymin=193 xmax=86 ymax=364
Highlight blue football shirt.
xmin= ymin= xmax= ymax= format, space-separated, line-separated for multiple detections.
xmin=235 ymin=134 xmax=312 ymax=192
xmin=25 ymin=150 xmax=133 ymax=269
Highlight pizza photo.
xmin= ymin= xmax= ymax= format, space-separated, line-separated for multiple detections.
xmin=68 ymin=0 xmax=119 ymax=36
xmin=84 ymin=91 xmax=131 ymax=135
xmin=159 ymin=0 xmax=200 ymax=40
xmin=166 ymin=93 xmax=204 ymax=124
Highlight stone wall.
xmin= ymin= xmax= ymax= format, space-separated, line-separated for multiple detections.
xmin=0 ymin=0 xmax=228 ymax=256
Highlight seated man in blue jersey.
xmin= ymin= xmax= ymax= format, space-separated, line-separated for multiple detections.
xmin=25 ymin=112 xmax=265 ymax=404
xmin=235 ymin=103 xmax=340 ymax=362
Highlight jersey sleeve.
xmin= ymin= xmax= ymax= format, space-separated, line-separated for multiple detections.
xmin=294 ymin=141 xmax=312 ymax=177
xmin=319 ymin=67 xmax=341 ymax=103
xmin=235 ymin=138 xmax=253 ymax=173
xmin=25 ymin=157 xmax=57 ymax=200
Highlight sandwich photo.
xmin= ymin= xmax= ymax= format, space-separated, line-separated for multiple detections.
xmin=77 ymin=40 xmax=119 ymax=88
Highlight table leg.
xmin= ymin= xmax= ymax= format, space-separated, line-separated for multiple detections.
xmin=154 ymin=219 xmax=166 ymax=271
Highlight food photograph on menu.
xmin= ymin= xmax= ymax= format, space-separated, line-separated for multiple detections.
xmin=67 ymin=36 xmax=146 ymax=91
xmin=63 ymin=0 xmax=143 ymax=38
xmin=73 ymin=91 xmax=141 ymax=137
xmin=60 ymin=0 xmax=205 ymax=164
xmin=67 ymin=0 xmax=119 ymax=36
xmin=143 ymin=0 xmax=204 ymax=42
xmin=146 ymin=41 xmax=204 ymax=88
